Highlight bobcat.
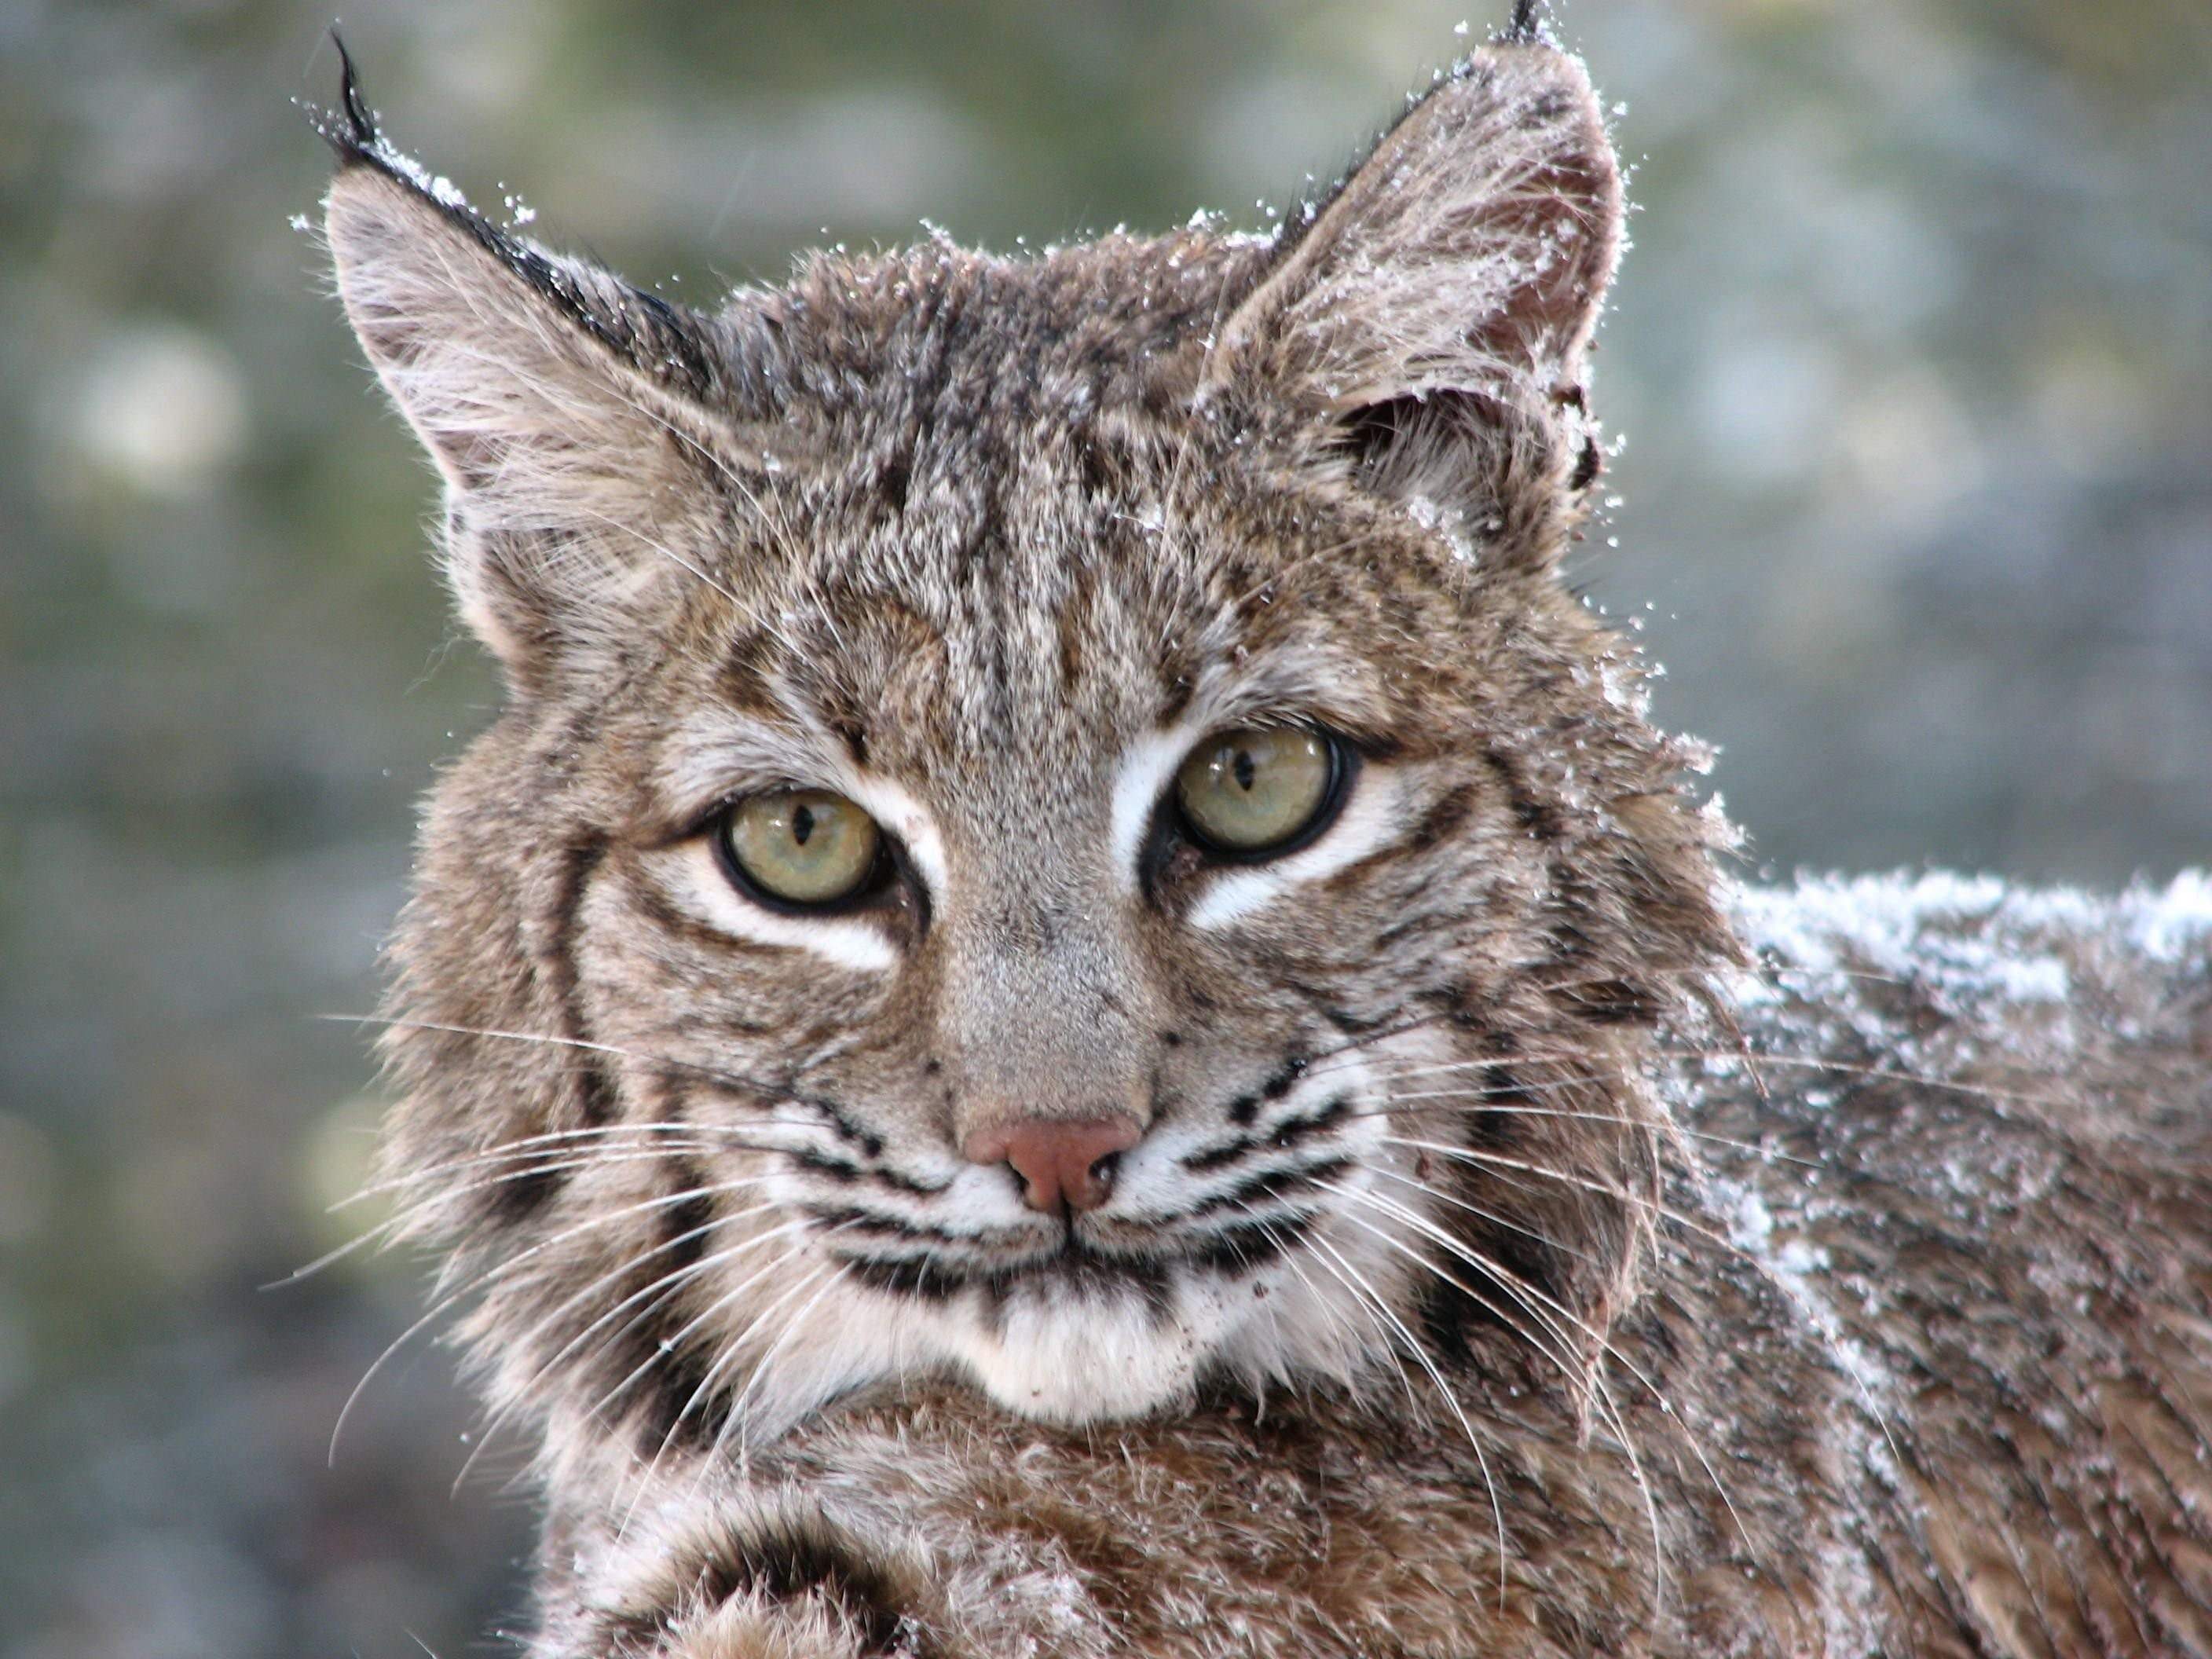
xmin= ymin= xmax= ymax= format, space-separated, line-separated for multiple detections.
xmin=320 ymin=13 xmax=2212 ymax=1657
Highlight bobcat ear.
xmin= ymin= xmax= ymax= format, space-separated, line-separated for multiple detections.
xmin=1210 ymin=39 xmax=1620 ymax=545
xmin=317 ymin=47 xmax=764 ymax=676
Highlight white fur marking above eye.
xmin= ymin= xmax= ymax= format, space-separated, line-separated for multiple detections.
xmin=835 ymin=772 xmax=948 ymax=899
xmin=668 ymin=841 xmax=897 ymax=973
xmin=1110 ymin=723 xmax=1200 ymax=892
xmin=1187 ymin=766 xmax=1402 ymax=931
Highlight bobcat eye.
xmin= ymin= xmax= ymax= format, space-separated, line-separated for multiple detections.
xmin=1174 ymin=728 xmax=1341 ymax=856
xmin=716 ymin=789 xmax=884 ymax=908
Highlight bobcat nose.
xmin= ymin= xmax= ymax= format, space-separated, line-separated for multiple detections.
xmin=963 ymin=1117 xmax=1143 ymax=1215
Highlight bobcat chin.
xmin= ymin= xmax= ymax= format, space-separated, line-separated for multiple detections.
xmin=321 ymin=16 xmax=2212 ymax=1658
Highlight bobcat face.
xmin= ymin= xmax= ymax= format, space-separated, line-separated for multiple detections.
xmin=333 ymin=39 xmax=1729 ymax=1452
xmin=509 ymin=378 xmax=1536 ymax=1428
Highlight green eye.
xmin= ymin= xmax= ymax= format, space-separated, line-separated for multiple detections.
xmin=719 ymin=789 xmax=884 ymax=906
xmin=1174 ymin=728 xmax=1339 ymax=855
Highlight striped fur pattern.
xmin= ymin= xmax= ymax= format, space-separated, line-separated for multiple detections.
xmin=322 ymin=23 xmax=2212 ymax=1659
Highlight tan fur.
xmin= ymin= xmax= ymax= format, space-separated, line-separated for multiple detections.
xmin=320 ymin=27 xmax=2212 ymax=1659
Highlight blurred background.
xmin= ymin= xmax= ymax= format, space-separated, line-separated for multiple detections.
xmin=2 ymin=0 xmax=2207 ymax=1653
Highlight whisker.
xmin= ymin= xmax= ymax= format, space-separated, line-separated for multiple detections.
xmin=301 ymin=1141 xmax=782 ymax=1283
xmin=1322 ymin=1189 xmax=1596 ymax=1415
xmin=1274 ymin=1208 xmax=1424 ymax=1413
xmin=1351 ymin=1082 xmax=1823 ymax=1170
xmin=723 ymin=1262 xmax=853 ymax=1459
xmin=1362 ymin=1164 xmax=1596 ymax=1262
xmin=359 ymin=1125 xmax=825 ymax=1204
xmin=613 ymin=1250 xmax=830 ymax=1533
xmin=1328 ymin=1182 xmax=1718 ymax=1591
xmin=1378 ymin=1135 xmax=1752 ymax=1266
xmin=588 ymin=1218 xmax=836 ymax=1432
xmin=449 ymin=1194 xmax=785 ymax=1492
xmin=1655 ymin=1046 xmax=2073 ymax=1108
xmin=1345 ymin=1167 xmax=1884 ymax=1557
xmin=1227 ymin=1198 xmax=1371 ymax=1389
xmin=327 ymin=1174 xmax=778 ymax=1464
xmin=1304 ymin=1231 xmax=1511 ymax=1605
xmin=1379 ymin=1130 xmax=1909 ymax=1482
xmin=615 ymin=1248 xmax=847 ymax=1533
xmin=1327 ymin=1196 xmax=1672 ymax=1609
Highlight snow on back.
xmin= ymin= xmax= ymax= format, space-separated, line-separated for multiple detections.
xmin=1734 ymin=871 xmax=2203 ymax=999
xmin=1709 ymin=1174 xmax=1892 ymax=1406
xmin=2130 ymin=868 xmax=2212 ymax=962
xmin=1702 ymin=870 xmax=2210 ymax=1177
xmin=1723 ymin=870 xmax=2210 ymax=1024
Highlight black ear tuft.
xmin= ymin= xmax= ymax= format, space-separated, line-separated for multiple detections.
xmin=311 ymin=47 xmax=724 ymax=405
xmin=334 ymin=31 xmax=377 ymax=152
xmin=303 ymin=28 xmax=382 ymax=167
xmin=1500 ymin=0 xmax=1545 ymax=46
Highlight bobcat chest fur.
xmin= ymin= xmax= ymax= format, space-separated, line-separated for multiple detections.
xmin=320 ymin=20 xmax=2212 ymax=1659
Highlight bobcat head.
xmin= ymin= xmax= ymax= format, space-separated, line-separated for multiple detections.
xmin=328 ymin=28 xmax=1730 ymax=1470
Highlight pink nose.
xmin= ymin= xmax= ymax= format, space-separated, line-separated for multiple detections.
xmin=963 ymin=1117 xmax=1143 ymax=1214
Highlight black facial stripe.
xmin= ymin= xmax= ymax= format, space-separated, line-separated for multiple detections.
xmin=817 ymin=1101 xmax=887 ymax=1159
xmin=789 ymin=1146 xmax=863 ymax=1184
xmin=576 ymin=1130 xmax=724 ymax=1455
xmin=1266 ymin=1093 xmax=1351 ymax=1152
xmin=1183 ymin=1136 xmax=1255 ymax=1175
xmin=1181 ymin=1215 xmax=1311 ymax=1276
xmin=689 ymin=1079 xmax=903 ymax=1167
xmin=1483 ymin=745 xmax=1559 ymax=841
xmin=630 ymin=877 xmax=809 ymax=1003
xmin=801 ymin=1203 xmax=999 ymax=1247
xmin=474 ymin=834 xmax=613 ymax=1232
xmin=661 ymin=1158 xmax=716 ymax=1279
xmin=549 ymin=833 xmax=616 ymax=1131
xmin=840 ymin=1210 xmax=1316 ymax=1302
xmin=850 ymin=1159 xmax=948 ymax=1197
xmin=844 ymin=1254 xmax=958 ymax=1302
xmin=1185 ymin=1155 xmax=1354 ymax=1219
xmin=483 ymin=1157 xmax=567 ymax=1228
xmin=839 ymin=1240 xmax=1185 ymax=1300
xmin=601 ymin=1289 xmax=721 ymax=1460
xmin=1459 ymin=1062 xmax=1538 ymax=1148
xmin=1182 ymin=1092 xmax=1350 ymax=1172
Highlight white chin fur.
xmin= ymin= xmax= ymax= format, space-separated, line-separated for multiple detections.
xmin=698 ymin=1225 xmax=1401 ymax=1443
xmin=952 ymin=1281 xmax=1208 ymax=1423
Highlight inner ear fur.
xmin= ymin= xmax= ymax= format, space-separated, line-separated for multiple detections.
xmin=319 ymin=71 xmax=778 ymax=679
xmin=1210 ymin=42 xmax=1621 ymax=540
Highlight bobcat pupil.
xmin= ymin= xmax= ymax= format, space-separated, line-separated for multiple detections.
xmin=791 ymin=804 xmax=815 ymax=845
xmin=1232 ymin=749 xmax=1256 ymax=792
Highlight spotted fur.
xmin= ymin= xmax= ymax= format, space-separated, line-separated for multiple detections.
xmin=322 ymin=24 xmax=2212 ymax=1659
